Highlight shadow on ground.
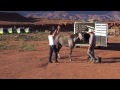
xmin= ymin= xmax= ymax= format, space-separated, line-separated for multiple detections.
xmin=59 ymin=56 xmax=120 ymax=64
xmin=101 ymin=57 xmax=120 ymax=63
xmin=96 ymin=43 xmax=120 ymax=51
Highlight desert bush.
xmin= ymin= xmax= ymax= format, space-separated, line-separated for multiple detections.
xmin=18 ymin=44 xmax=35 ymax=51
xmin=0 ymin=43 xmax=16 ymax=50
xmin=0 ymin=31 xmax=74 ymax=41
xmin=0 ymin=43 xmax=6 ymax=50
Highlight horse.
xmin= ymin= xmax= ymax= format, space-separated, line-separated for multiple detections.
xmin=55 ymin=32 xmax=85 ymax=62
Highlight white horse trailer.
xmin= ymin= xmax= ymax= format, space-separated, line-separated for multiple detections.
xmin=74 ymin=22 xmax=108 ymax=48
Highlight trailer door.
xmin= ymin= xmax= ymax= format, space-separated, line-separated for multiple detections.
xmin=95 ymin=23 xmax=108 ymax=47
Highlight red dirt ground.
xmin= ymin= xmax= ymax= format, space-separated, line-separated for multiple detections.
xmin=0 ymin=36 xmax=120 ymax=79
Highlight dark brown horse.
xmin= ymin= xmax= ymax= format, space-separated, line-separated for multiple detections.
xmin=55 ymin=32 xmax=84 ymax=61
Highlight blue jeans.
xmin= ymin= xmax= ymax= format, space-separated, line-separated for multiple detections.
xmin=87 ymin=44 xmax=96 ymax=60
xmin=49 ymin=45 xmax=58 ymax=62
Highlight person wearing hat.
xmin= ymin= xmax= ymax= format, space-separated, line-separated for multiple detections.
xmin=87 ymin=29 xmax=96 ymax=63
xmin=48 ymin=25 xmax=60 ymax=63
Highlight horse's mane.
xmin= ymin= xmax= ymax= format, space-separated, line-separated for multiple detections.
xmin=55 ymin=33 xmax=80 ymax=40
xmin=70 ymin=33 xmax=79 ymax=38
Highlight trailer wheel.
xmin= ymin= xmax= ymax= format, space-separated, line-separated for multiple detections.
xmin=96 ymin=46 xmax=101 ymax=49
xmin=75 ymin=46 xmax=80 ymax=48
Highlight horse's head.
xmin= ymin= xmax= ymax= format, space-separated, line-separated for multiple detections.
xmin=73 ymin=32 xmax=85 ymax=42
xmin=78 ymin=32 xmax=85 ymax=42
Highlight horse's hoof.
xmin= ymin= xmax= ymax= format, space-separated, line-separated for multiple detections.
xmin=58 ymin=54 xmax=60 ymax=59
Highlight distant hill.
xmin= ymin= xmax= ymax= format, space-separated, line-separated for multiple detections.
xmin=0 ymin=12 xmax=34 ymax=22
xmin=20 ymin=11 xmax=120 ymax=22
xmin=16 ymin=11 xmax=112 ymax=16
xmin=0 ymin=11 xmax=120 ymax=25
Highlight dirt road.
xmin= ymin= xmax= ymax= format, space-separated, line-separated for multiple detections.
xmin=0 ymin=36 xmax=120 ymax=79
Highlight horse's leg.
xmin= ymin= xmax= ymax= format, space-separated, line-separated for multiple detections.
xmin=58 ymin=53 xmax=60 ymax=59
xmin=69 ymin=48 xmax=73 ymax=62
xmin=55 ymin=43 xmax=59 ymax=59
xmin=57 ymin=47 xmax=60 ymax=59
xmin=58 ymin=44 xmax=62 ymax=59
xmin=68 ymin=39 xmax=74 ymax=62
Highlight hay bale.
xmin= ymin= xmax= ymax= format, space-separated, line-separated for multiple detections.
xmin=45 ymin=30 xmax=50 ymax=33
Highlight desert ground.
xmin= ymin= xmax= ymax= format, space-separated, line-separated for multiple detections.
xmin=0 ymin=32 xmax=120 ymax=79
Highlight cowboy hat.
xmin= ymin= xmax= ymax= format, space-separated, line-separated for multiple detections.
xmin=87 ymin=29 xmax=94 ymax=33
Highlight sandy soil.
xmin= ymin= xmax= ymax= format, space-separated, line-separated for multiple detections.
xmin=0 ymin=36 xmax=120 ymax=79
